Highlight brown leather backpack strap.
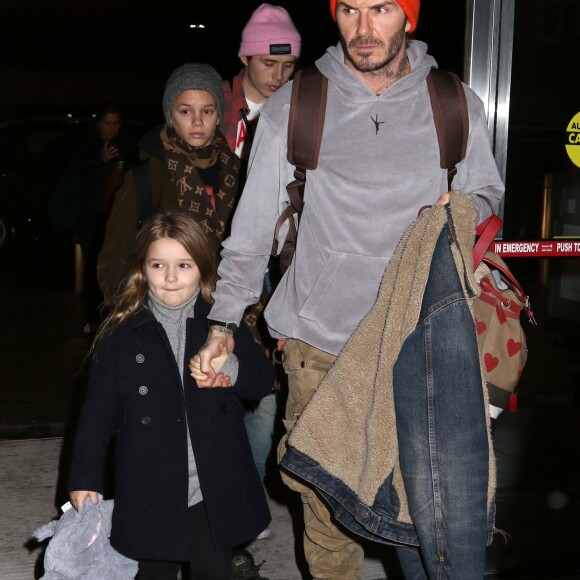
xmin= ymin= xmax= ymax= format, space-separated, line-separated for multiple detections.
xmin=426 ymin=68 xmax=469 ymax=190
xmin=287 ymin=67 xmax=328 ymax=171
xmin=272 ymin=67 xmax=328 ymax=269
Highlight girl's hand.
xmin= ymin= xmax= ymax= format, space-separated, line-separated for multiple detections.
xmin=196 ymin=370 xmax=232 ymax=388
xmin=69 ymin=490 xmax=99 ymax=511
xmin=190 ymin=344 xmax=232 ymax=388
xmin=193 ymin=329 xmax=234 ymax=382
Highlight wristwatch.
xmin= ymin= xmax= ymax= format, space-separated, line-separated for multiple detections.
xmin=207 ymin=320 xmax=238 ymax=333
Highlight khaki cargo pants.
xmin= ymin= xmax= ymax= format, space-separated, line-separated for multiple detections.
xmin=277 ymin=339 xmax=364 ymax=580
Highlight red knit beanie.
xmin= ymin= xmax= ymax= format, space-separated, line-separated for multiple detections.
xmin=329 ymin=0 xmax=420 ymax=33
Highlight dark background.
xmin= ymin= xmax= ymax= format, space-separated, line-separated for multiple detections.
xmin=0 ymin=0 xmax=465 ymax=126
xmin=1 ymin=3 xmax=580 ymax=578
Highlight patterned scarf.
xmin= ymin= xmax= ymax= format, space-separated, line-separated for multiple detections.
xmin=161 ymin=125 xmax=240 ymax=250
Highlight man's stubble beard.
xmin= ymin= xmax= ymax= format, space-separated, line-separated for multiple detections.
xmin=341 ymin=24 xmax=406 ymax=73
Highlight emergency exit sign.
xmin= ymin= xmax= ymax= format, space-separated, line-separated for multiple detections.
xmin=493 ymin=240 xmax=580 ymax=258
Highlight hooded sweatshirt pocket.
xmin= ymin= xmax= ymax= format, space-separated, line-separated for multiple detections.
xmin=297 ymin=251 xmax=389 ymax=340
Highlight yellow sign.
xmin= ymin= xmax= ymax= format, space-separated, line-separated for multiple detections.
xmin=566 ymin=112 xmax=580 ymax=168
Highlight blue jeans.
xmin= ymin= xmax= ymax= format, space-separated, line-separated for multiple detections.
xmin=282 ymin=224 xmax=492 ymax=579
xmin=392 ymin=224 xmax=490 ymax=579
xmin=244 ymin=392 xmax=277 ymax=481
xmin=244 ymin=268 xmax=278 ymax=482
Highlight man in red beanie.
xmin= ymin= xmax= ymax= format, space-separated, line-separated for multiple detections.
xmin=329 ymin=0 xmax=420 ymax=33
xmin=195 ymin=0 xmax=504 ymax=578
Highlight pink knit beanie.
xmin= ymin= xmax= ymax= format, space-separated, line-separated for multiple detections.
xmin=238 ymin=3 xmax=301 ymax=57
xmin=329 ymin=0 xmax=420 ymax=34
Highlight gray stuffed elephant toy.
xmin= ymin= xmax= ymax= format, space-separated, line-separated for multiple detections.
xmin=32 ymin=496 xmax=138 ymax=579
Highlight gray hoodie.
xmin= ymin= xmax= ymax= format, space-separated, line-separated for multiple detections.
xmin=210 ymin=40 xmax=505 ymax=356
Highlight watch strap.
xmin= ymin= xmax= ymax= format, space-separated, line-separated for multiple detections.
xmin=207 ymin=319 xmax=238 ymax=333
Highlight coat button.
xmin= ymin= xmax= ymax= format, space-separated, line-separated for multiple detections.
xmin=220 ymin=404 xmax=228 ymax=413
xmin=138 ymin=386 xmax=148 ymax=395
xmin=300 ymin=360 xmax=305 ymax=368
xmin=141 ymin=416 xmax=151 ymax=425
xmin=136 ymin=354 xmax=145 ymax=364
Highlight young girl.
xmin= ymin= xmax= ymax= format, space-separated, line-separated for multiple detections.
xmin=68 ymin=210 xmax=273 ymax=579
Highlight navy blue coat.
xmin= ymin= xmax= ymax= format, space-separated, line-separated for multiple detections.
xmin=68 ymin=296 xmax=274 ymax=561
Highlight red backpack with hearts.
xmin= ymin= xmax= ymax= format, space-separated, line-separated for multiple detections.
xmin=472 ymin=215 xmax=535 ymax=412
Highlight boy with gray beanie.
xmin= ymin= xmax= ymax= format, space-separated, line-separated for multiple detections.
xmin=98 ymin=62 xmax=239 ymax=302
xmin=161 ymin=63 xmax=224 ymax=125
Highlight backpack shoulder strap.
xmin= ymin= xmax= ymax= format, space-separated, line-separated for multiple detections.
xmin=272 ymin=67 xmax=469 ymax=267
xmin=133 ymin=159 xmax=152 ymax=231
xmin=426 ymin=68 xmax=469 ymax=190
xmin=287 ymin=67 xmax=328 ymax=173
xmin=285 ymin=66 xmax=328 ymax=215
xmin=272 ymin=67 xmax=328 ymax=264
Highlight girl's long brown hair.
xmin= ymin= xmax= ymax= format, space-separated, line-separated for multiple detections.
xmin=93 ymin=210 xmax=217 ymax=346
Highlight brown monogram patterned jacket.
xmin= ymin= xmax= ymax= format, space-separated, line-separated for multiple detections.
xmin=97 ymin=126 xmax=239 ymax=302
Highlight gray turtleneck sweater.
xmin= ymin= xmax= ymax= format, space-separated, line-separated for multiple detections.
xmin=148 ymin=290 xmax=239 ymax=507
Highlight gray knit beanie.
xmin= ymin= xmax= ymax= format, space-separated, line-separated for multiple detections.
xmin=162 ymin=63 xmax=224 ymax=124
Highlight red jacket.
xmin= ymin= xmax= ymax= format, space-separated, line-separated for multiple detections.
xmin=221 ymin=70 xmax=248 ymax=154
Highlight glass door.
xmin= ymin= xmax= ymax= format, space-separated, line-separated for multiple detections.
xmin=466 ymin=1 xmax=580 ymax=576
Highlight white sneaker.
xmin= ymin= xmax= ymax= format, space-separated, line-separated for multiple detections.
xmin=255 ymin=526 xmax=271 ymax=540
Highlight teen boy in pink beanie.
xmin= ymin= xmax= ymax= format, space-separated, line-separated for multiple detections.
xmin=221 ymin=3 xmax=301 ymax=159
xmin=220 ymin=4 xmax=301 ymax=544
